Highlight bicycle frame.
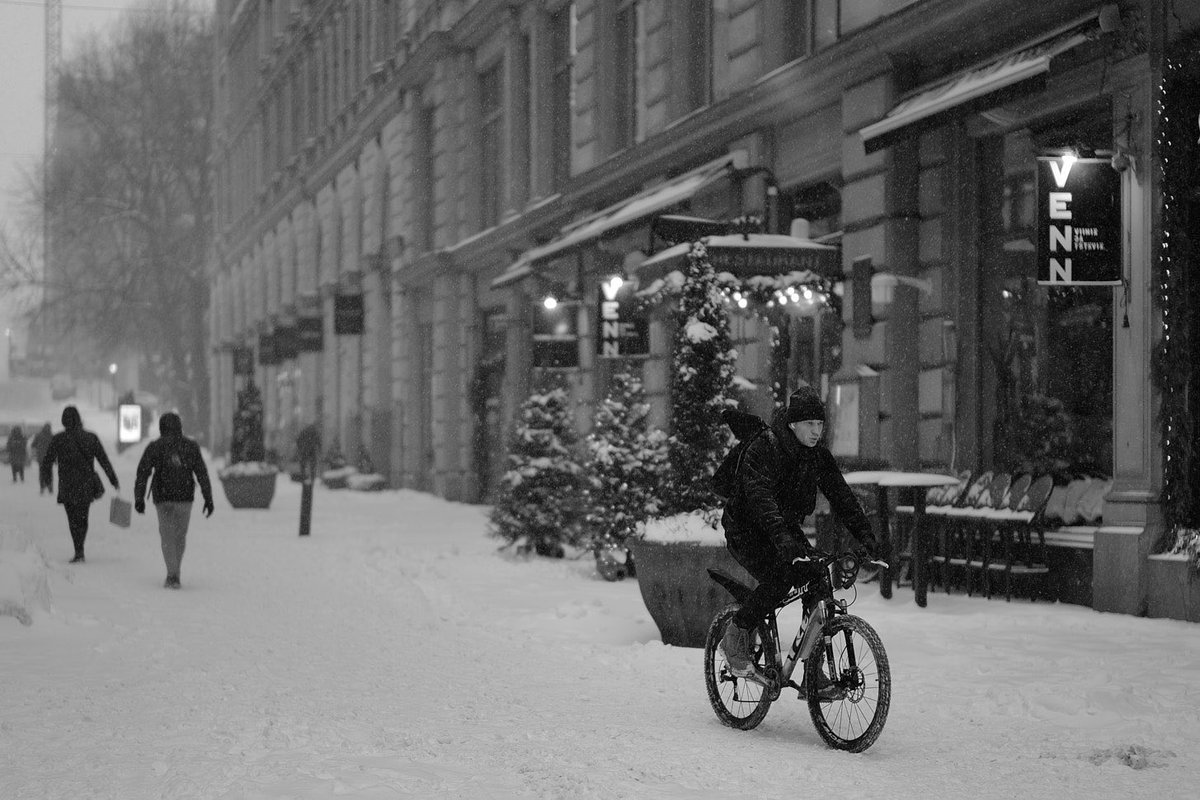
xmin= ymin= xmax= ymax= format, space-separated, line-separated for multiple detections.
xmin=710 ymin=551 xmax=881 ymax=693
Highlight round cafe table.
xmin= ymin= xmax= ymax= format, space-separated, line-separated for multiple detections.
xmin=842 ymin=470 xmax=961 ymax=607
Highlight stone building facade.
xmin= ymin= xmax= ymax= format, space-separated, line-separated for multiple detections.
xmin=210 ymin=0 xmax=1196 ymax=614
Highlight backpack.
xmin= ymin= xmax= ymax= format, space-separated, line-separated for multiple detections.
xmin=155 ymin=439 xmax=193 ymax=491
xmin=711 ymin=409 xmax=777 ymax=500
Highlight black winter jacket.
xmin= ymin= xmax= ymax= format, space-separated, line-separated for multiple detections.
xmin=40 ymin=408 xmax=119 ymax=506
xmin=134 ymin=434 xmax=214 ymax=506
xmin=722 ymin=421 xmax=872 ymax=557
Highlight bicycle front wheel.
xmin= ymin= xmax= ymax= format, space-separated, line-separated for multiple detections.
xmin=805 ymin=614 xmax=891 ymax=752
xmin=704 ymin=603 xmax=777 ymax=730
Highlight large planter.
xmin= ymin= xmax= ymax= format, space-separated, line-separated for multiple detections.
xmin=1146 ymin=554 xmax=1200 ymax=622
xmin=629 ymin=538 xmax=754 ymax=648
xmin=219 ymin=472 xmax=277 ymax=509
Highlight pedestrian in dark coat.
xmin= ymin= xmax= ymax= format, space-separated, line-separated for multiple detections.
xmin=39 ymin=406 xmax=120 ymax=563
xmin=133 ymin=412 xmax=214 ymax=589
xmin=6 ymin=426 xmax=28 ymax=482
xmin=30 ymin=423 xmax=53 ymax=494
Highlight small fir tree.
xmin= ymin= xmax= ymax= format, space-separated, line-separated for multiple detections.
xmin=662 ymin=241 xmax=737 ymax=515
xmin=490 ymin=382 xmax=586 ymax=557
xmin=230 ymin=382 xmax=266 ymax=464
xmin=583 ymin=369 xmax=669 ymax=550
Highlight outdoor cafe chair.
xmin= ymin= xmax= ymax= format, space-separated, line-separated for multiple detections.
xmin=933 ymin=470 xmax=994 ymax=593
xmin=995 ymin=474 xmax=1056 ymax=601
xmin=979 ymin=473 xmax=1031 ymax=598
xmin=962 ymin=472 xmax=1011 ymax=596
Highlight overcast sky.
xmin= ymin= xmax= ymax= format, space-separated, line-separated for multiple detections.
xmin=0 ymin=0 xmax=145 ymax=331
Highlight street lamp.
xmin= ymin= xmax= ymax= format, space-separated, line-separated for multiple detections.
xmin=108 ymin=362 xmax=118 ymax=408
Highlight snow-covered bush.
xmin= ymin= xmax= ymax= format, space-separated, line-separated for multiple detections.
xmin=661 ymin=241 xmax=737 ymax=516
xmin=1168 ymin=528 xmax=1200 ymax=573
xmin=218 ymin=460 xmax=279 ymax=478
xmin=489 ymin=383 xmax=587 ymax=558
xmin=582 ymin=369 xmax=669 ymax=551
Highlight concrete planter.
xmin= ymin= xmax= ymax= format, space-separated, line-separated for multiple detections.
xmin=218 ymin=472 xmax=277 ymax=509
xmin=628 ymin=538 xmax=754 ymax=648
xmin=1146 ymin=554 xmax=1200 ymax=623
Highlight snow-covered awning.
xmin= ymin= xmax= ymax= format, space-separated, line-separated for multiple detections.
xmin=633 ymin=233 xmax=839 ymax=284
xmin=858 ymin=24 xmax=1096 ymax=154
xmin=491 ymin=151 xmax=747 ymax=288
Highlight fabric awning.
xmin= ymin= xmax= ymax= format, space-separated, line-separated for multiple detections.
xmin=858 ymin=30 xmax=1091 ymax=154
xmin=634 ymin=233 xmax=840 ymax=284
xmin=491 ymin=151 xmax=746 ymax=288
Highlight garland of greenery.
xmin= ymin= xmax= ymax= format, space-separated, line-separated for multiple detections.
xmin=1153 ymin=36 xmax=1200 ymax=532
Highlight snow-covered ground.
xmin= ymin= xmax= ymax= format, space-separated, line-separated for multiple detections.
xmin=2 ymin=391 xmax=1199 ymax=799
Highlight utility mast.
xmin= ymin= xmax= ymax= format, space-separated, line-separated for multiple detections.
xmin=41 ymin=0 xmax=62 ymax=373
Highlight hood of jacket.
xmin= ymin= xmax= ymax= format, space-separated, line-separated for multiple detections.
xmin=158 ymin=412 xmax=183 ymax=437
xmin=61 ymin=406 xmax=82 ymax=430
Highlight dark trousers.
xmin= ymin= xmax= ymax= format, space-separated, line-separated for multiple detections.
xmin=728 ymin=537 xmax=821 ymax=630
xmin=65 ymin=502 xmax=90 ymax=556
xmin=11 ymin=463 xmax=24 ymax=482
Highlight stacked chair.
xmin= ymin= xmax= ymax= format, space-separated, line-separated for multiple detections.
xmin=927 ymin=471 xmax=992 ymax=592
xmin=988 ymin=475 xmax=1056 ymax=601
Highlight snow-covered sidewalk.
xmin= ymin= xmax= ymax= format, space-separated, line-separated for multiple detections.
xmin=2 ymin=442 xmax=1199 ymax=799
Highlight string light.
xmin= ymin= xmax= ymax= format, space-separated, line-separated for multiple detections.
xmin=1154 ymin=46 xmax=1199 ymax=532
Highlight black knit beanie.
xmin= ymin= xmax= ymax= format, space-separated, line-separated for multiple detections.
xmin=785 ymin=386 xmax=826 ymax=423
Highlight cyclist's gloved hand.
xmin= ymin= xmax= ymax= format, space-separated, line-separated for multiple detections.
xmin=857 ymin=533 xmax=881 ymax=559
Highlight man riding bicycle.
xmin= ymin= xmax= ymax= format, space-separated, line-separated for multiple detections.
xmin=720 ymin=386 xmax=878 ymax=688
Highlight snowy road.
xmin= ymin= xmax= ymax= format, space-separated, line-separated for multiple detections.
xmin=2 ymin=436 xmax=1199 ymax=798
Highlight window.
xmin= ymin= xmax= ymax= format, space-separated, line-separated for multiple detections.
xmin=783 ymin=0 xmax=812 ymax=61
xmin=977 ymin=111 xmax=1114 ymax=475
xmin=680 ymin=0 xmax=711 ymax=113
xmin=548 ymin=5 xmax=575 ymax=189
xmin=613 ymin=0 xmax=639 ymax=150
xmin=414 ymin=104 xmax=436 ymax=252
xmin=479 ymin=63 xmax=505 ymax=229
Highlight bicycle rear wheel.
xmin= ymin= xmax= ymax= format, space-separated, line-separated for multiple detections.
xmin=704 ymin=603 xmax=777 ymax=730
xmin=805 ymin=614 xmax=891 ymax=752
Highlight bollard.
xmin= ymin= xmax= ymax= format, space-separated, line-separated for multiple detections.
xmin=299 ymin=472 xmax=314 ymax=537
xmin=295 ymin=424 xmax=321 ymax=537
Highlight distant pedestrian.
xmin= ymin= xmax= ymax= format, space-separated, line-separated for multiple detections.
xmin=133 ymin=412 xmax=214 ymax=589
xmin=6 ymin=425 xmax=28 ymax=482
xmin=30 ymin=423 xmax=53 ymax=494
xmin=40 ymin=406 xmax=120 ymax=563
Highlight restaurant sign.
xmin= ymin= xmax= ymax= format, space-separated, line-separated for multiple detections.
xmin=1035 ymin=156 xmax=1121 ymax=286
xmin=595 ymin=278 xmax=648 ymax=358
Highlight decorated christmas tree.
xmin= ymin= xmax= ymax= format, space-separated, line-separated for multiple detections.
xmin=661 ymin=241 xmax=737 ymax=515
xmin=489 ymin=380 xmax=586 ymax=557
xmin=230 ymin=382 xmax=266 ymax=464
xmin=582 ymin=369 xmax=669 ymax=551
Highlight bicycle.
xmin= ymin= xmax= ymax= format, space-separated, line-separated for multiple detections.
xmin=703 ymin=550 xmax=892 ymax=752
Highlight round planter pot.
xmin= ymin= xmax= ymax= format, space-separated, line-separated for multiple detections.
xmin=628 ymin=538 xmax=754 ymax=648
xmin=219 ymin=472 xmax=278 ymax=509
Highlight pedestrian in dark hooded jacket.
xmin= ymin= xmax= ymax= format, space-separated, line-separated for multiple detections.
xmin=6 ymin=425 xmax=28 ymax=482
xmin=39 ymin=406 xmax=120 ymax=563
xmin=133 ymin=412 xmax=214 ymax=589
xmin=30 ymin=423 xmax=53 ymax=494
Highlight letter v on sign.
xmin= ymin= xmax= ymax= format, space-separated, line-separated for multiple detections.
xmin=1049 ymin=156 xmax=1075 ymax=188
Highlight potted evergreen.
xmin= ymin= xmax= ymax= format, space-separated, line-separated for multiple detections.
xmin=1148 ymin=528 xmax=1200 ymax=622
xmin=582 ymin=369 xmax=669 ymax=580
xmin=489 ymin=379 xmax=586 ymax=558
xmin=217 ymin=382 xmax=279 ymax=509
xmin=628 ymin=241 xmax=745 ymax=646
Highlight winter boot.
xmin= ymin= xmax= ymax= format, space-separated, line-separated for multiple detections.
xmin=720 ymin=619 xmax=758 ymax=678
xmin=70 ymin=552 xmax=85 ymax=564
xmin=164 ymin=574 xmax=181 ymax=589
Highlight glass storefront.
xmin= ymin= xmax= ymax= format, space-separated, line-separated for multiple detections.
xmin=977 ymin=106 xmax=1114 ymax=479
